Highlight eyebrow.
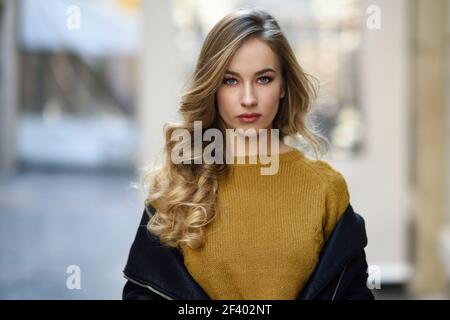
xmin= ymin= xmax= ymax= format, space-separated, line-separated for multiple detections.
xmin=224 ymin=68 xmax=277 ymax=76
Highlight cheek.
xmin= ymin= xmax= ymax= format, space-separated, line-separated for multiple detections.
xmin=259 ymin=87 xmax=282 ymax=112
xmin=216 ymin=90 xmax=237 ymax=116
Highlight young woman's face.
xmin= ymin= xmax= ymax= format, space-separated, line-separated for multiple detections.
xmin=216 ymin=37 xmax=285 ymax=134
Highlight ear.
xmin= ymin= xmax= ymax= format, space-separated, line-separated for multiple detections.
xmin=280 ymin=84 xmax=285 ymax=99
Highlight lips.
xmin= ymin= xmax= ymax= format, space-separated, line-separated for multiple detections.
xmin=238 ymin=113 xmax=261 ymax=118
xmin=237 ymin=113 xmax=261 ymax=123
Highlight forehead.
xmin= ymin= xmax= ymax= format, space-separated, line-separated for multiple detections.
xmin=227 ymin=37 xmax=281 ymax=72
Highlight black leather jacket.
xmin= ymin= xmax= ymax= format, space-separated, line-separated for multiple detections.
xmin=122 ymin=203 xmax=375 ymax=300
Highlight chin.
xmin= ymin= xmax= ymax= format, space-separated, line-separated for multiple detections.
xmin=234 ymin=126 xmax=267 ymax=138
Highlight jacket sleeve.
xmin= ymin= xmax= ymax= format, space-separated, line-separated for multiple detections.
xmin=341 ymin=249 xmax=375 ymax=300
xmin=122 ymin=279 xmax=165 ymax=300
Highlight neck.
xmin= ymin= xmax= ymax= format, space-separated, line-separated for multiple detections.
xmin=226 ymin=128 xmax=291 ymax=157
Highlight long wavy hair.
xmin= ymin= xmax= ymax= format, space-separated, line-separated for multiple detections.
xmin=141 ymin=8 xmax=327 ymax=251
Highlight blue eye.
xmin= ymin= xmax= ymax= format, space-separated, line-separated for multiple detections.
xmin=223 ymin=78 xmax=237 ymax=85
xmin=258 ymin=76 xmax=273 ymax=84
xmin=222 ymin=76 xmax=273 ymax=86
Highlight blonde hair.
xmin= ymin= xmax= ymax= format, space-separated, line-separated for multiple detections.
xmin=141 ymin=8 xmax=328 ymax=250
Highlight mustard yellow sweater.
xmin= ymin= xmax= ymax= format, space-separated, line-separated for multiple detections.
xmin=161 ymin=148 xmax=350 ymax=300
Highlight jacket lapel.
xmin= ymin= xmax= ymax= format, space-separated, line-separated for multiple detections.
xmin=296 ymin=204 xmax=368 ymax=299
xmin=123 ymin=203 xmax=367 ymax=300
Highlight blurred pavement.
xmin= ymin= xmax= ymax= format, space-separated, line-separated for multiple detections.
xmin=0 ymin=170 xmax=143 ymax=299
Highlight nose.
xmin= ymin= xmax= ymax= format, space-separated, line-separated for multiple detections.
xmin=240 ymin=83 xmax=257 ymax=108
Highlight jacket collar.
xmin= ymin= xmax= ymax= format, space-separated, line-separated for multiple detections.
xmin=123 ymin=203 xmax=367 ymax=300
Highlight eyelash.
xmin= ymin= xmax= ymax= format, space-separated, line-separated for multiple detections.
xmin=223 ymin=76 xmax=273 ymax=86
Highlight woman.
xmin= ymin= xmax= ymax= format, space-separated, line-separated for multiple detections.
xmin=122 ymin=8 xmax=374 ymax=300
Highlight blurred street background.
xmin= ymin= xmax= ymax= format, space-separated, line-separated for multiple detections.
xmin=0 ymin=0 xmax=449 ymax=299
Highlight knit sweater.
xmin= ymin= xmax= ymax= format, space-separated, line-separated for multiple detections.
xmin=158 ymin=148 xmax=350 ymax=300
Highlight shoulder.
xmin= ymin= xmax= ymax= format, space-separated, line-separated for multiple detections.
xmin=298 ymin=157 xmax=350 ymax=235
xmin=298 ymin=156 xmax=349 ymax=198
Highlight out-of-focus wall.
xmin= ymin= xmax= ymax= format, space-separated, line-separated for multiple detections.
xmin=0 ymin=0 xmax=18 ymax=173
xmin=335 ymin=0 xmax=412 ymax=284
